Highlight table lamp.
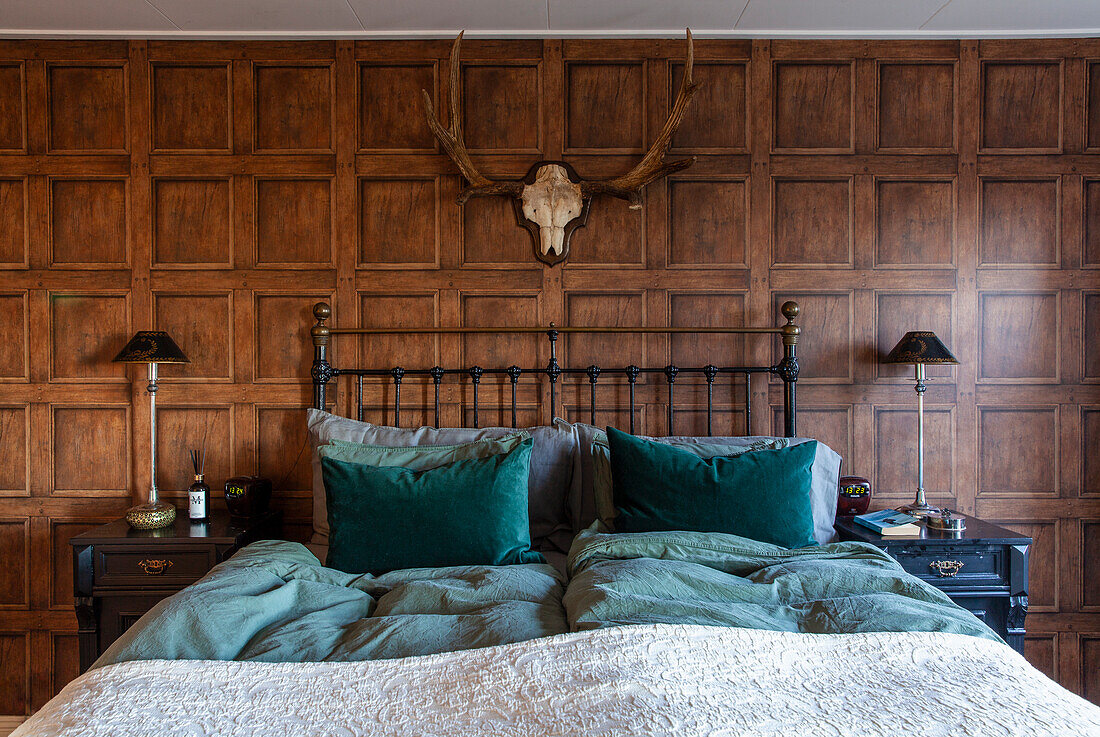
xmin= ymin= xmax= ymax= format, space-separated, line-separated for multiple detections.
xmin=882 ymin=331 xmax=959 ymax=517
xmin=113 ymin=331 xmax=190 ymax=529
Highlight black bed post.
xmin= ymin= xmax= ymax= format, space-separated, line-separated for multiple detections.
xmin=311 ymin=302 xmax=333 ymax=411
xmin=778 ymin=301 xmax=800 ymax=437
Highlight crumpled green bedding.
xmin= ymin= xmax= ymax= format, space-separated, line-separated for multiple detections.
xmin=96 ymin=526 xmax=998 ymax=669
xmin=94 ymin=539 xmax=567 ymax=668
xmin=563 ymin=525 xmax=1000 ymax=641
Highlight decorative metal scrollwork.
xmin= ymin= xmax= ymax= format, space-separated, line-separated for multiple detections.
xmin=929 ymin=559 xmax=964 ymax=577
xmin=311 ymin=360 xmax=334 ymax=384
xmin=776 ymin=356 xmax=800 ymax=382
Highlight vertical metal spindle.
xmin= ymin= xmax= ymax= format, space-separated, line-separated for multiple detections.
xmin=356 ymin=375 xmax=363 ymax=422
xmin=469 ymin=366 xmax=483 ymax=428
xmin=744 ymin=373 xmax=752 ymax=435
xmin=664 ymin=365 xmax=679 ymax=435
xmin=703 ymin=365 xmax=718 ymax=437
xmin=586 ymin=365 xmax=600 ymax=425
xmin=546 ymin=326 xmax=560 ymax=423
xmin=391 ymin=367 xmax=404 ymax=428
xmin=430 ymin=366 xmax=444 ymax=428
xmin=626 ymin=365 xmax=639 ymax=433
xmin=506 ymin=366 xmax=521 ymax=428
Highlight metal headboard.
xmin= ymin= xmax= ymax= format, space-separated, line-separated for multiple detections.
xmin=309 ymin=301 xmax=801 ymax=437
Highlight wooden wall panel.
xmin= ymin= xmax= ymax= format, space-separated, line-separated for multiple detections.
xmin=1 ymin=37 xmax=1098 ymax=713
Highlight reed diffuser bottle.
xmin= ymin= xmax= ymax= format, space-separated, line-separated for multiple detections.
xmin=188 ymin=449 xmax=209 ymax=521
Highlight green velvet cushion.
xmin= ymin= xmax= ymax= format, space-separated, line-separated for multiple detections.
xmin=606 ymin=427 xmax=818 ymax=548
xmin=321 ymin=438 xmax=545 ymax=574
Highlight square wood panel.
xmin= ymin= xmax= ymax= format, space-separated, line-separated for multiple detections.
xmin=152 ymin=178 xmax=232 ymax=268
xmin=673 ymin=408 xmax=747 ymax=438
xmin=256 ymin=407 xmax=311 ymax=493
xmin=978 ymin=292 xmax=1060 ymax=382
xmin=1086 ymin=294 xmax=1100 ymax=381
xmin=1086 ymin=180 xmax=1100 ymax=267
xmin=151 ymin=64 xmax=231 ymax=152
xmin=359 ymin=63 xmax=436 ymax=151
xmin=0 ymin=293 xmax=27 ymax=379
xmin=564 ymin=292 xmax=645 ymax=368
xmin=773 ymin=406 xmax=853 ymax=463
xmin=49 ymin=293 xmax=128 ymax=381
xmin=875 ymin=179 xmax=954 ymax=267
xmin=359 ymin=292 xmax=439 ymax=369
xmin=874 ymin=406 xmax=954 ymax=498
xmin=1084 ymin=408 xmax=1100 ymax=497
xmin=999 ymin=520 xmax=1058 ymax=611
xmin=155 ymin=406 xmax=231 ymax=493
xmin=669 ymin=292 xmax=746 ymax=368
xmin=877 ymin=62 xmax=955 ymax=151
xmin=462 ymin=293 xmax=540 ymax=369
xmin=668 ymin=179 xmax=747 ymax=267
xmin=978 ymin=407 xmax=1058 ymax=496
xmin=0 ymin=633 xmax=27 ymax=714
xmin=51 ymin=632 xmax=81 ymax=699
xmin=0 ymin=519 xmax=28 ymax=606
xmin=0 ymin=407 xmax=27 ymax=495
xmin=981 ymin=61 xmax=1062 ymax=152
xmin=51 ymin=406 xmax=129 ymax=495
xmin=461 ymin=196 xmax=529 ymax=267
xmin=255 ymin=179 xmax=332 ymax=266
xmin=463 ymin=64 xmax=540 ymax=152
xmin=875 ymin=292 xmax=955 ymax=381
xmin=254 ymin=293 xmax=332 ymax=381
xmin=361 ymin=178 xmax=439 ymax=267
xmin=980 ymin=179 xmax=1060 ymax=267
xmin=671 ymin=61 xmax=747 ymax=152
xmin=568 ymin=195 xmax=644 ymax=266
xmin=254 ymin=64 xmax=333 ymax=152
xmin=1083 ymin=637 xmax=1100 ymax=703
xmin=773 ymin=62 xmax=853 ymax=152
xmin=773 ymin=179 xmax=852 ymax=267
xmin=565 ymin=62 xmax=644 ymax=152
xmin=50 ymin=179 xmax=128 ymax=267
xmin=153 ymin=293 xmax=232 ymax=380
xmin=772 ymin=292 xmax=852 ymax=382
xmin=1089 ymin=62 xmax=1100 ymax=151
xmin=47 ymin=64 xmax=127 ymax=152
xmin=1024 ymin=634 xmax=1058 ymax=682
xmin=0 ymin=63 xmax=24 ymax=150
xmin=0 ymin=177 xmax=27 ymax=266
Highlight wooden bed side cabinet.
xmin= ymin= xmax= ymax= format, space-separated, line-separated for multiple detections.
xmin=834 ymin=514 xmax=1031 ymax=655
xmin=70 ymin=509 xmax=282 ymax=673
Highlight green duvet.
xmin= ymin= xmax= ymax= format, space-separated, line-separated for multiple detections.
xmin=96 ymin=528 xmax=997 ymax=669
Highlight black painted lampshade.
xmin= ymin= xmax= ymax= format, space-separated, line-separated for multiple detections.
xmin=883 ymin=331 xmax=959 ymax=365
xmin=113 ymin=331 xmax=190 ymax=364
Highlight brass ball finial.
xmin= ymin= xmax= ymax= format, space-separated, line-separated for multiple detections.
xmin=781 ymin=301 xmax=799 ymax=321
xmin=313 ymin=302 xmax=332 ymax=321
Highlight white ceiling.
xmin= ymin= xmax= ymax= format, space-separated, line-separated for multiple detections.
xmin=2 ymin=0 xmax=1099 ymax=39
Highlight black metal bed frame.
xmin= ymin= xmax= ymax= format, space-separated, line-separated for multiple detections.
xmin=309 ymin=301 xmax=802 ymax=437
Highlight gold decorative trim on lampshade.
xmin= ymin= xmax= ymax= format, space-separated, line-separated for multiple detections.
xmin=883 ymin=331 xmax=959 ymax=365
xmin=112 ymin=331 xmax=190 ymax=364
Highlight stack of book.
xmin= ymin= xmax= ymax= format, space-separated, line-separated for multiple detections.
xmin=854 ymin=509 xmax=922 ymax=536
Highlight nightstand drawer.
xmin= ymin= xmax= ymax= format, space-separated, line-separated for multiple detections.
xmin=888 ymin=546 xmax=1006 ymax=588
xmin=93 ymin=546 xmax=217 ymax=588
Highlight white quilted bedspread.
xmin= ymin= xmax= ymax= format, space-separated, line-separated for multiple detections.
xmin=15 ymin=624 xmax=1100 ymax=737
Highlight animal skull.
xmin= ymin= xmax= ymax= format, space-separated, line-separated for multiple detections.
xmin=520 ymin=165 xmax=583 ymax=257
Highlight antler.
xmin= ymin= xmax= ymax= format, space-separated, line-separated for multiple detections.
xmin=581 ymin=30 xmax=701 ymax=209
xmin=421 ymin=32 xmax=523 ymax=205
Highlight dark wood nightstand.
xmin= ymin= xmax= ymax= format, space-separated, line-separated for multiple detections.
xmin=70 ymin=508 xmax=281 ymax=672
xmin=834 ymin=513 xmax=1031 ymax=655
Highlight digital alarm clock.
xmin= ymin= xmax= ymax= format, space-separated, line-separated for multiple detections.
xmin=836 ymin=476 xmax=872 ymax=517
xmin=224 ymin=476 xmax=272 ymax=520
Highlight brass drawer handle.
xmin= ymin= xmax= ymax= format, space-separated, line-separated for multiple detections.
xmin=137 ymin=558 xmax=173 ymax=575
xmin=929 ymin=560 xmax=964 ymax=577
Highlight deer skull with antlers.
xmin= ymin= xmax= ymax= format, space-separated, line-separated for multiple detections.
xmin=421 ymin=30 xmax=701 ymax=265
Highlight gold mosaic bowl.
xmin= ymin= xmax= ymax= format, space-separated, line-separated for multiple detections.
xmin=125 ymin=501 xmax=177 ymax=530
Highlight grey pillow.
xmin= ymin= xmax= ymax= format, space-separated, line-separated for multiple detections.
xmin=306 ymin=409 xmax=577 ymax=554
xmin=563 ymin=421 xmax=841 ymax=545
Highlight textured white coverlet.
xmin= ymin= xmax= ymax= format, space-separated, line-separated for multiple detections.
xmin=15 ymin=624 xmax=1100 ymax=737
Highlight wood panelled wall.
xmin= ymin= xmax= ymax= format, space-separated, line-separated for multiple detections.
xmin=0 ymin=36 xmax=1098 ymax=713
